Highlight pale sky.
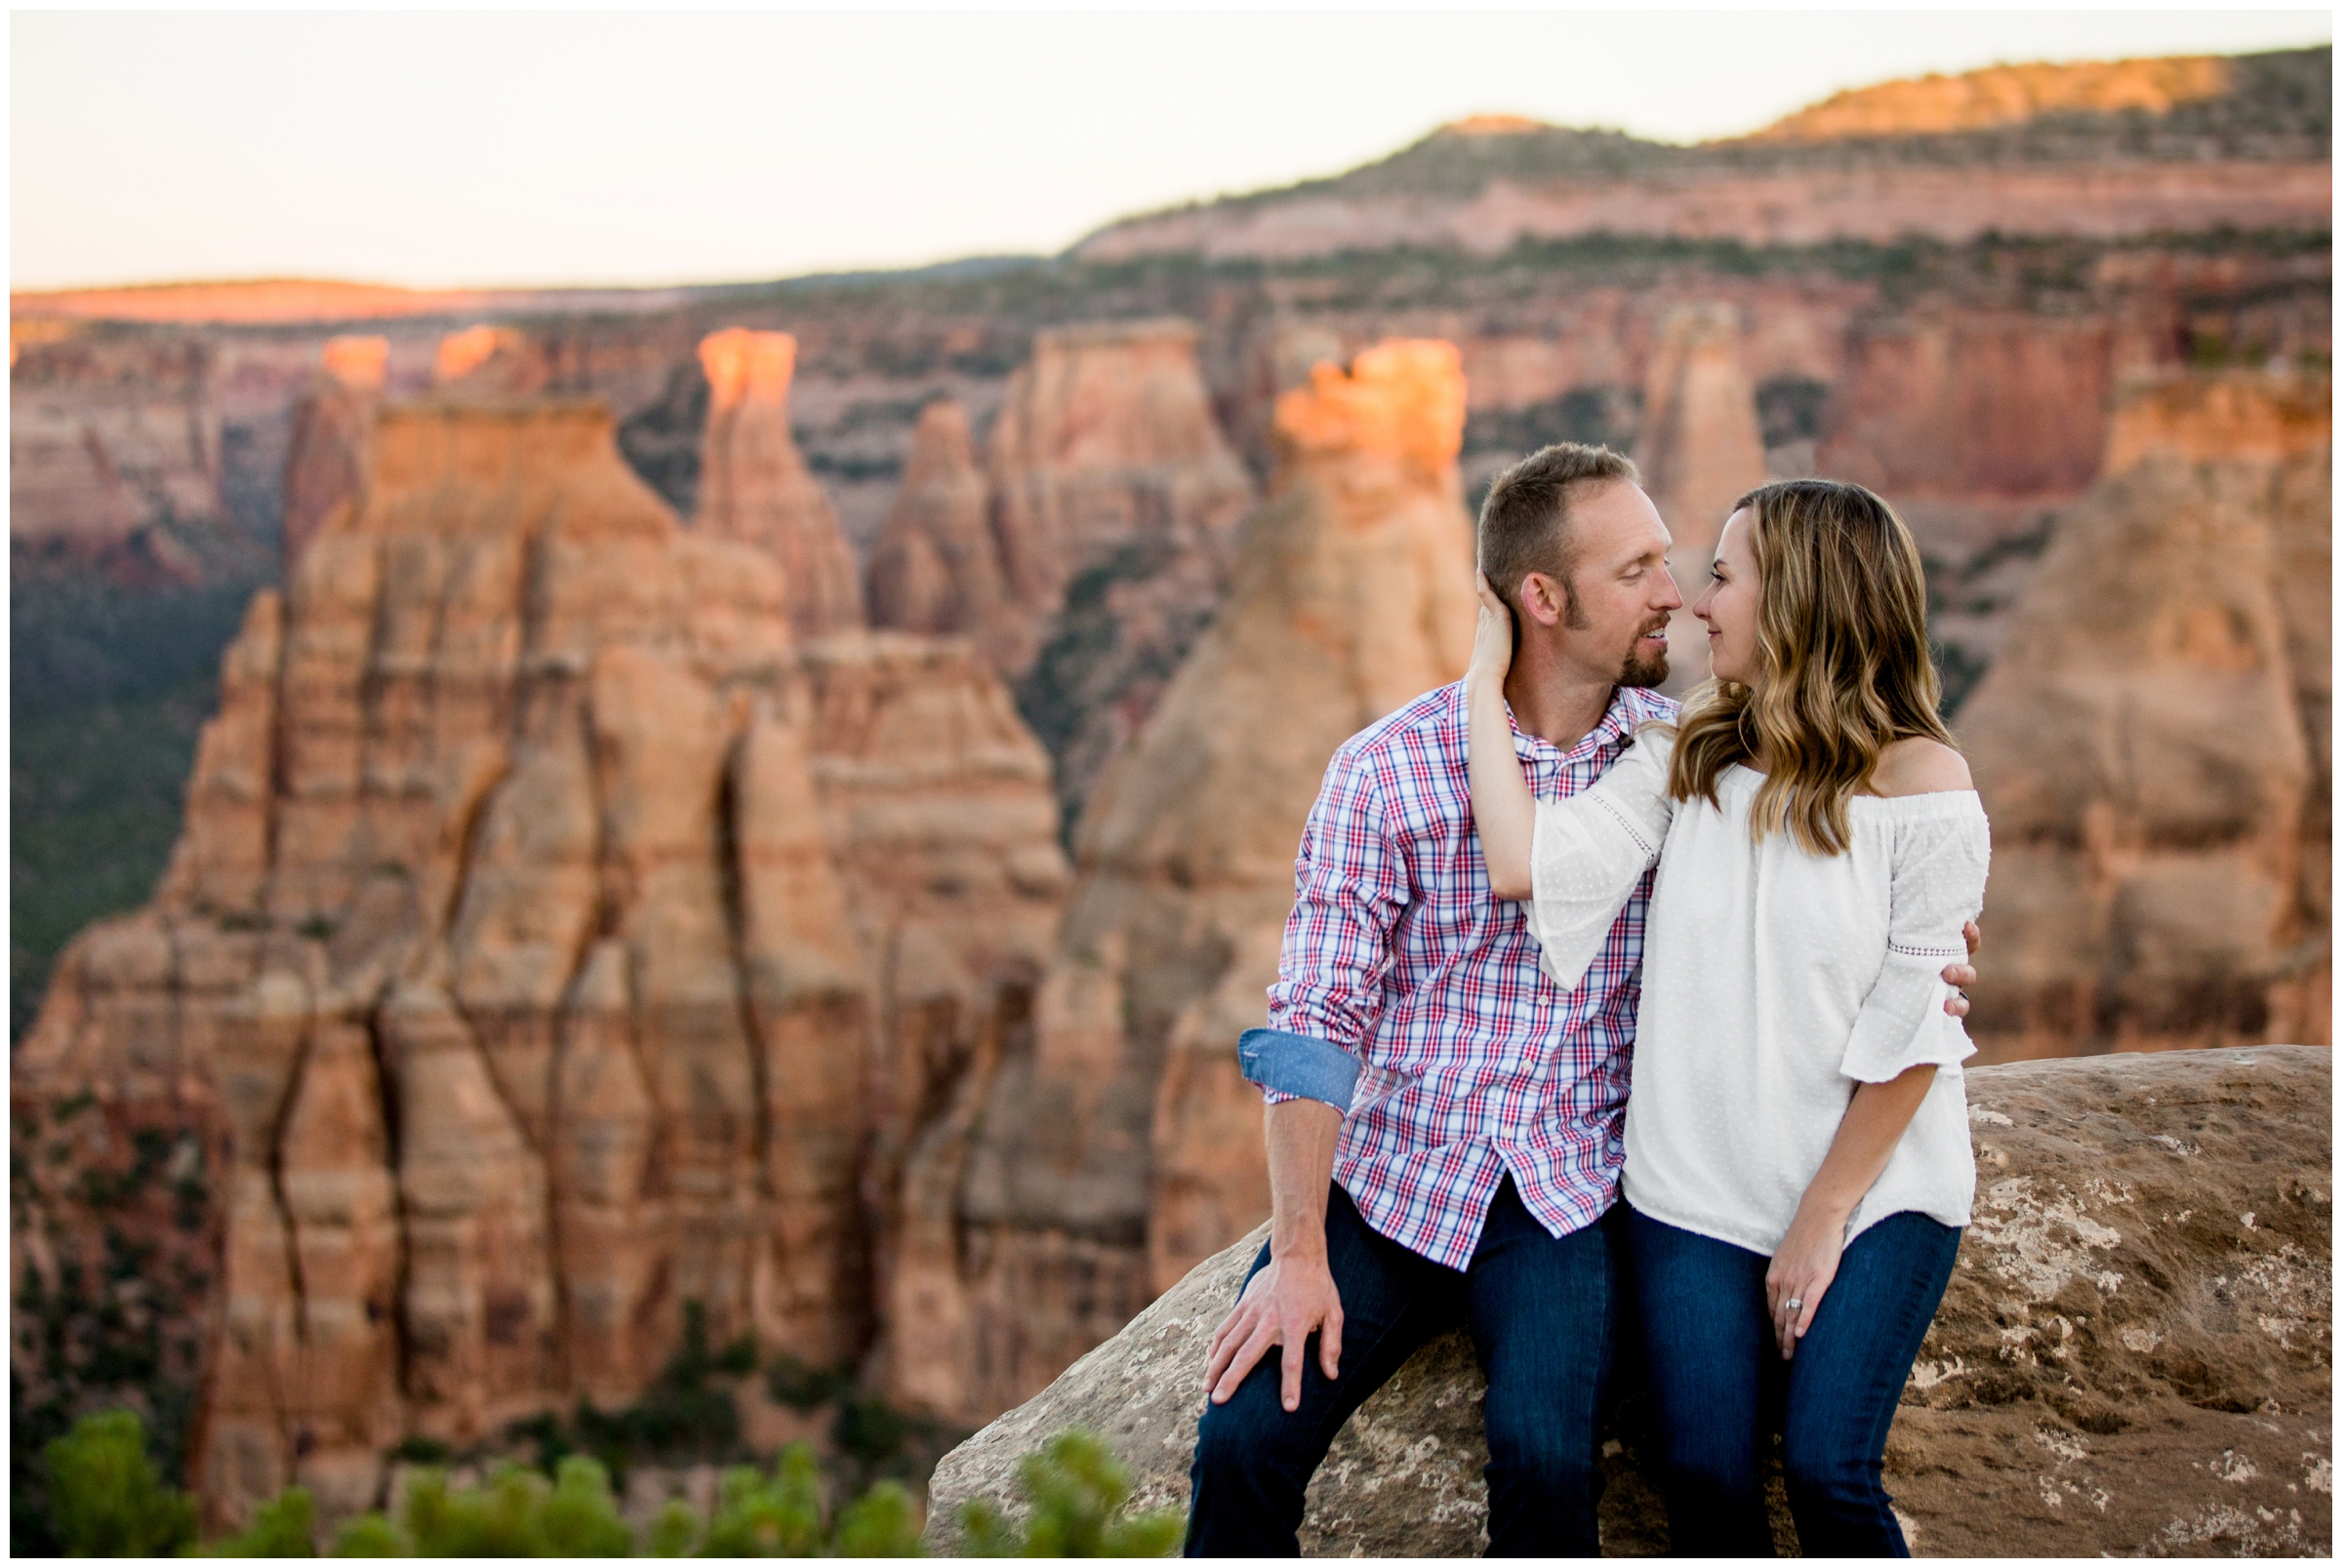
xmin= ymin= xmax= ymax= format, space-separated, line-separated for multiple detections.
xmin=11 ymin=8 xmax=2331 ymax=292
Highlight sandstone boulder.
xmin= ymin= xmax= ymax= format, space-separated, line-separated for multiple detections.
xmin=1958 ymin=372 xmax=2330 ymax=1062
xmin=907 ymin=341 xmax=1476 ymax=1427
xmin=926 ymin=1046 xmax=2332 ymax=1557
xmin=693 ymin=328 xmax=866 ymax=637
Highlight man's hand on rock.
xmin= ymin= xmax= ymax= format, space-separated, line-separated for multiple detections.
xmin=1203 ymin=1250 xmax=1344 ymax=1412
xmin=1941 ymin=918 xmax=1982 ymax=1018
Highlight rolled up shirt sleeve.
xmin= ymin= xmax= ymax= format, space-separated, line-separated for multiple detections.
xmin=1528 ymin=729 xmax=1675 ymax=991
xmin=1252 ymin=744 xmax=1407 ymax=1110
xmin=1839 ymin=807 xmax=1991 ymax=1083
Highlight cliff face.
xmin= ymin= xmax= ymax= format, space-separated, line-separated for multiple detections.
xmin=693 ymin=329 xmax=866 ymax=638
xmin=279 ymin=337 xmax=387 ymax=571
xmin=928 ymin=1046 xmax=2332 ymax=1558
xmin=1958 ymin=372 xmax=2330 ymax=1061
xmin=901 ymin=342 xmax=1475 ymax=1425
xmin=988 ymin=319 xmax=1260 ymax=829
xmin=9 ymin=396 xmax=1070 ymax=1526
xmin=10 ymin=329 xmax=226 ymax=585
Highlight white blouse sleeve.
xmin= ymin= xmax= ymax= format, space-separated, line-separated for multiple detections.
xmin=1527 ymin=728 xmax=1675 ymax=991
xmin=1839 ymin=802 xmax=1991 ymax=1082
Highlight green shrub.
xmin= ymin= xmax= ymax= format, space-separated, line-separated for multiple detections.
xmin=696 ymin=1443 xmax=826 ymax=1555
xmin=39 ymin=1407 xmax=199 ymax=1556
xmin=204 ymin=1485 xmax=315 ymax=1555
xmin=394 ymin=1457 xmax=632 ymax=1557
xmin=330 ymin=1510 xmax=408 ymax=1556
xmin=959 ymin=1431 xmax=1182 ymax=1557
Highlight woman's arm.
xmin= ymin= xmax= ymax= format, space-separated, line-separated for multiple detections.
xmin=1765 ymin=1065 xmax=1936 ymax=1358
xmin=1468 ymin=575 xmax=1537 ymax=901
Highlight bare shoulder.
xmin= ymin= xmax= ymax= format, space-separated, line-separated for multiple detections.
xmin=1869 ymin=736 xmax=1973 ymax=797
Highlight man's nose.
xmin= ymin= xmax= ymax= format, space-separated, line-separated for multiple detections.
xmin=1655 ymin=565 xmax=1685 ymax=611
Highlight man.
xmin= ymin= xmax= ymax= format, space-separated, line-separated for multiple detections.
xmin=1185 ymin=444 xmax=1980 ymax=1555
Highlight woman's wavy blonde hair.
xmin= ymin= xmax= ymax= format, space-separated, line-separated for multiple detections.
xmin=1667 ymin=478 xmax=1954 ymax=857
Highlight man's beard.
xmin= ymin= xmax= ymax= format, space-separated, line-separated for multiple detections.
xmin=1618 ymin=617 xmax=1671 ymax=688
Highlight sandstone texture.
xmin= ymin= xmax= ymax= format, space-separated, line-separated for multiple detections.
xmin=10 ymin=394 xmax=1070 ymax=1528
xmin=693 ymin=328 xmax=866 ymax=638
xmin=864 ymin=400 xmax=1007 ymax=657
xmin=1633 ymin=302 xmax=1767 ymax=693
xmin=10 ymin=327 xmax=225 ymax=584
xmin=279 ymin=337 xmax=387 ymax=571
xmin=911 ymin=342 xmax=1476 ymax=1426
xmin=986 ymin=320 xmax=1259 ymax=829
xmin=926 ymin=1046 xmax=2332 ymax=1558
xmin=1958 ymin=373 xmax=2330 ymax=1062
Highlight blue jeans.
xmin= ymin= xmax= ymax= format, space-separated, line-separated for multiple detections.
xmin=1187 ymin=1179 xmax=1617 ymax=1557
xmin=1624 ymin=1206 xmax=1960 ymax=1557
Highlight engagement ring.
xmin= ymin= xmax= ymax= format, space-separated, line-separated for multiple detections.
xmin=1786 ymin=1298 xmax=1802 ymax=1311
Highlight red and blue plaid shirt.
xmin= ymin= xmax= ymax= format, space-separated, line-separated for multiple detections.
xmin=1257 ymin=679 xmax=1677 ymax=1268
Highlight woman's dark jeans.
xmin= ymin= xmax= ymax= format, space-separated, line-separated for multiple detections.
xmin=1186 ymin=1180 xmax=1618 ymax=1557
xmin=1624 ymin=1206 xmax=1960 ymax=1558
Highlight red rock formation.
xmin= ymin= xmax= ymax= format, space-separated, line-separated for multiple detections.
xmin=279 ymin=337 xmax=387 ymax=571
xmin=1958 ymin=371 xmax=2330 ymax=1061
xmin=1820 ymin=311 xmax=2115 ymax=507
xmin=694 ymin=329 xmax=865 ymax=638
xmin=9 ymin=329 xmax=224 ymax=585
xmin=431 ymin=325 xmax=548 ymax=394
xmin=982 ymin=319 xmax=1260 ymax=829
xmin=909 ymin=341 xmax=1475 ymax=1424
xmin=1633 ymin=303 xmax=1768 ymax=692
xmin=10 ymin=395 xmax=1070 ymax=1528
xmin=864 ymin=401 xmax=1009 ymax=658
xmin=986 ymin=319 xmax=1257 ymax=671
xmin=1747 ymin=54 xmax=2233 ymax=141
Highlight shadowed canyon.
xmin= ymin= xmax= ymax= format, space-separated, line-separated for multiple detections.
xmin=12 ymin=46 xmax=2332 ymax=1547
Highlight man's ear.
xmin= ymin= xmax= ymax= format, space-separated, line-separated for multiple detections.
xmin=1516 ymin=571 xmax=1567 ymax=628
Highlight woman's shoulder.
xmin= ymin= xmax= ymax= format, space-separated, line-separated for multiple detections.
xmin=1866 ymin=736 xmax=1973 ymax=799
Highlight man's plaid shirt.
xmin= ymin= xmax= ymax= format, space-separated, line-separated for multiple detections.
xmin=1259 ymin=679 xmax=1678 ymax=1269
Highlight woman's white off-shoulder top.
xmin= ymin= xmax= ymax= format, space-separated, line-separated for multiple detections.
xmin=1528 ymin=731 xmax=1989 ymax=1254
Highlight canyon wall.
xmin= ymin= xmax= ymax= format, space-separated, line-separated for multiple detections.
xmin=867 ymin=319 xmax=1261 ymax=832
xmin=9 ymin=393 xmax=1070 ymax=1526
xmin=1958 ymin=371 xmax=2331 ymax=1062
xmin=902 ymin=341 xmax=1476 ymax=1425
xmin=10 ymin=329 xmax=225 ymax=585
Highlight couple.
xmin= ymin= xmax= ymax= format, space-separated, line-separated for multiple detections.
xmin=1185 ymin=444 xmax=1990 ymax=1557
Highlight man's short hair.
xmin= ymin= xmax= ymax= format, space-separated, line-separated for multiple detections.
xmin=1476 ymin=443 xmax=1641 ymax=623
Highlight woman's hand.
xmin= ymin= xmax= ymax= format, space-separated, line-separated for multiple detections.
xmin=1765 ymin=1204 xmax=1846 ymax=1360
xmin=1471 ymin=573 xmax=1514 ymax=686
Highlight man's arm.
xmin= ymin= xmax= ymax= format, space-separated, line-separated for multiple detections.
xmin=1202 ymin=1099 xmax=1344 ymax=1410
xmin=1209 ymin=744 xmax=1408 ymax=1410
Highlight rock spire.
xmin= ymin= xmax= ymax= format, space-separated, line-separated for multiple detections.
xmin=693 ymin=328 xmax=866 ymax=638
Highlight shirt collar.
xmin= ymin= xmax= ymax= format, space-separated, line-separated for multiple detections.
xmin=1455 ymin=678 xmax=1657 ymax=765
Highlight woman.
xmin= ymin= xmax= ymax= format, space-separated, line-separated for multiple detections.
xmin=1467 ymin=478 xmax=1987 ymax=1556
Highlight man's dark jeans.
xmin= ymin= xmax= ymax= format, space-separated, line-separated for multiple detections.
xmin=1186 ymin=1179 xmax=1617 ymax=1557
xmin=1624 ymin=1206 xmax=1961 ymax=1557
